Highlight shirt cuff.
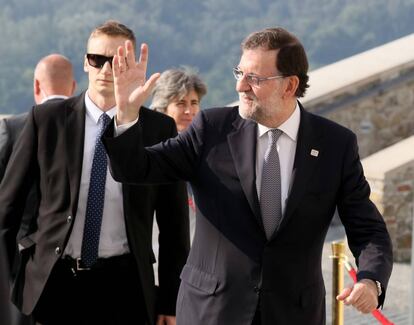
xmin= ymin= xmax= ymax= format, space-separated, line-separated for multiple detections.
xmin=114 ymin=116 xmax=139 ymax=136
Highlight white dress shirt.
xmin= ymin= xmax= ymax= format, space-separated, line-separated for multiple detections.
xmin=64 ymin=91 xmax=129 ymax=258
xmin=40 ymin=95 xmax=69 ymax=104
xmin=255 ymin=103 xmax=300 ymax=218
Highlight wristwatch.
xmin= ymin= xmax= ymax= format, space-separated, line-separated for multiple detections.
xmin=375 ymin=280 xmax=382 ymax=296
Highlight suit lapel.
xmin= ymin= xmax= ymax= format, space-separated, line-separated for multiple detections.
xmin=227 ymin=115 xmax=263 ymax=226
xmin=276 ymin=105 xmax=322 ymax=234
xmin=65 ymin=93 xmax=86 ymax=215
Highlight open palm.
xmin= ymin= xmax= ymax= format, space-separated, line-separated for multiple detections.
xmin=113 ymin=40 xmax=160 ymax=124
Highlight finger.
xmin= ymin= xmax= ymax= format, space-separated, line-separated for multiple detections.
xmin=164 ymin=316 xmax=176 ymax=325
xmin=336 ymin=287 xmax=352 ymax=302
xmin=125 ymin=40 xmax=136 ymax=68
xmin=356 ymin=300 xmax=373 ymax=314
xmin=112 ymin=55 xmax=120 ymax=77
xmin=344 ymin=286 xmax=362 ymax=306
xmin=129 ymin=72 xmax=160 ymax=107
xmin=359 ymin=295 xmax=377 ymax=313
xmin=138 ymin=43 xmax=149 ymax=65
xmin=166 ymin=318 xmax=176 ymax=325
xmin=142 ymin=72 xmax=161 ymax=94
xmin=353 ymin=298 xmax=367 ymax=312
xmin=117 ymin=45 xmax=127 ymax=72
xmin=155 ymin=316 xmax=164 ymax=325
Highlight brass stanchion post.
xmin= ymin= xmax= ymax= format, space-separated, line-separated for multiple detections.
xmin=331 ymin=241 xmax=345 ymax=325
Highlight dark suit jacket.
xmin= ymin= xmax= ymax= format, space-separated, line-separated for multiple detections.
xmin=103 ymin=103 xmax=393 ymax=325
xmin=0 ymin=99 xmax=67 ymax=237
xmin=0 ymin=113 xmax=27 ymax=180
xmin=0 ymin=113 xmax=38 ymax=239
xmin=0 ymin=92 xmax=190 ymax=324
xmin=0 ymin=113 xmax=37 ymax=325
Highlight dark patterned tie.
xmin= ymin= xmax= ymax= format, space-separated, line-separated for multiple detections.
xmin=260 ymin=129 xmax=283 ymax=240
xmin=81 ymin=113 xmax=111 ymax=267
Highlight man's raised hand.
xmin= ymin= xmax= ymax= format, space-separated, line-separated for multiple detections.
xmin=113 ymin=40 xmax=160 ymax=125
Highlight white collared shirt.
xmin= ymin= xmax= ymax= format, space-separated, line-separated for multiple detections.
xmin=255 ymin=103 xmax=300 ymax=217
xmin=40 ymin=95 xmax=69 ymax=104
xmin=64 ymin=91 xmax=129 ymax=258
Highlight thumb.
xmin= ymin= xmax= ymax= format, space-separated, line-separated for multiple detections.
xmin=336 ymin=286 xmax=353 ymax=302
xmin=142 ymin=72 xmax=161 ymax=95
xmin=129 ymin=72 xmax=161 ymax=109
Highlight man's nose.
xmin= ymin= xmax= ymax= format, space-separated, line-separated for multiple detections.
xmin=235 ymin=77 xmax=250 ymax=93
xmin=101 ymin=61 xmax=112 ymax=73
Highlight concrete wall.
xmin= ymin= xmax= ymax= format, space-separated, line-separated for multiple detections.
xmin=363 ymin=136 xmax=414 ymax=262
xmin=305 ymin=66 xmax=414 ymax=159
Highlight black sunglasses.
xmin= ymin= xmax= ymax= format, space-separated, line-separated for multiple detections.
xmin=86 ymin=53 xmax=114 ymax=69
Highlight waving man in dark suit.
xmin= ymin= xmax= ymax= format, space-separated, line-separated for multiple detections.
xmin=103 ymin=27 xmax=392 ymax=325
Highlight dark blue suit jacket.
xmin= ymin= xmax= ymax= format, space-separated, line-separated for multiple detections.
xmin=103 ymin=103 xmax=393 ymax=325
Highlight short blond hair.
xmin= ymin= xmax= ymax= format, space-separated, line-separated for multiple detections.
xmin=87 ymin=20 xmax=136 ymax=51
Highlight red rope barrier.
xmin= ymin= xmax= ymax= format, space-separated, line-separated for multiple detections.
xmin=343 ymin=260 xmax=394 ymax=325
xmin=188 ymin=197 xmax=196 ymax=213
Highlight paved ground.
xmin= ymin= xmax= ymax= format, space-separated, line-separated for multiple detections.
xmin=323 ymin=225 xmax=411 ymax=324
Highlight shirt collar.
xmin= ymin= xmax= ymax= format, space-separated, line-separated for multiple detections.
xmin=85 ymin=91 xmax=116 ymax=124
xmin=257 ymin=102 xmax=300 ymax=142
xmin=40 ymin=95 xmax=68 ymax=104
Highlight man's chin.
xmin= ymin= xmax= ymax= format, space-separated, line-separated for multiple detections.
xmin=238 ymin=104 xmax=256 ymax=121
xmin=97 ymin=85 xmax=114 ymax=96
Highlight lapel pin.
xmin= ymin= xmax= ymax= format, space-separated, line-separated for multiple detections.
xmin=310 ymin=149 xmax=319 ymax=157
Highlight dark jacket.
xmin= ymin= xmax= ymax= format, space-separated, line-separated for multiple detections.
xmin=0 ymin=93 xmax=190 ymax=324
xmin=103 ymin=103 xmax=393 ymax=325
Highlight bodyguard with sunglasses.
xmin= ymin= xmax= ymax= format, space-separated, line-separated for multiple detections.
xmin=0 ymin=20 xmax=189 ymax=325
xmin=103 ymin=27 xmax=393 ymax=324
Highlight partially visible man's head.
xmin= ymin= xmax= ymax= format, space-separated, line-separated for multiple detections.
xmin=241 ymin=27 xmax=309 ymax=98
xmin=87 ymin=20 xmax=136 ymax=51
xmin=84 ymin=20 xmax=136 ymax=108
xmin=236 ymin=27 xmax=309 ymax=128
xmin=151 ymin=68 xmax=207 ymax=132
xmin=33 ymin=54 xmax=76 ymax=104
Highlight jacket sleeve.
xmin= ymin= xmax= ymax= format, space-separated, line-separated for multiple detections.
xmin=0 ymin=110 xmax=38 ymax=266
xmin=0 ymin=118 xmax=12 ymax=182
xmin=337 ymin=132 xmax=393 ymax=307
xmin=103 ymin=110 xmax=205 ymax=185
xmin=155 ymin=181 xmax=190 ymax=315
xmin=154 ymin=117 xmax=190 ymax=315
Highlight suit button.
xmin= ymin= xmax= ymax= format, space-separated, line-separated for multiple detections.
xmin=55 ymin=247 xmax=61 ymax=255
xmin=67 ymin=215 xmax=72 ymax=223
xmin=254 ymin=286 xmax=260 ymax=294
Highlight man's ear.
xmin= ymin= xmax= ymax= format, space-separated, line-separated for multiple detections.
xmin=34 ymin=79 xmax=41 ymax=95
xmin=71 ymin=80 xmax=77 ymax=96
xmin=284 ymin=75 xmax=300 ymax=98
xmin=83 ymin=56 xmax=88 ymax=73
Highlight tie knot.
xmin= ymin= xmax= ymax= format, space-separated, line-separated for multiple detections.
xmin=268 ymin=129 xmax=283 ymax=145
xmin=98 ymin=113 xmax=111 ymax=135
xmin=99 ymin=113 xmax=111 ymax=127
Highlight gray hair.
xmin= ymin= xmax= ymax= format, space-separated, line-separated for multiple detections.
xmin=150 ymin=67 xmax=207 ymax=112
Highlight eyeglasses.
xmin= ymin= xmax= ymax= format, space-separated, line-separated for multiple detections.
xmin=232 ymin=67 xmax=285 ymax=87
xmin=86 ymin=54 xmax=114 ymax=69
